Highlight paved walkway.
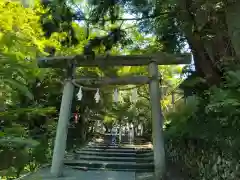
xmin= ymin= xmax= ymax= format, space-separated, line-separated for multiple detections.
xmin=19 ymin=166 xmax=136 ymax=180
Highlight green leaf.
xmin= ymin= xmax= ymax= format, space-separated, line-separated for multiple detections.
xmin=0 ymin=137 xmax=40 ymax=148
xmin=3 ymin=79 xmax=33 ymax=100
xmin=0 ymin=131 xmax=5 ymax=137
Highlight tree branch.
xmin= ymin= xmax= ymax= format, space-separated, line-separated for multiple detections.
xmin=75 ymin=13 xmax=170 ymax=22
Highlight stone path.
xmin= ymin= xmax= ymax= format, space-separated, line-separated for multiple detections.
xmin=16 ymin=136 xmax=154 ymax=180
xmin=18 ymin=166 xmax=136 ymax=180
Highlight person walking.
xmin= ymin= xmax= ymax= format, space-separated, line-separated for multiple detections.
xmin=129 ymin=127 xmax=134 ymax=144
xmin=111 ymin=126 xmax=117 ymax=145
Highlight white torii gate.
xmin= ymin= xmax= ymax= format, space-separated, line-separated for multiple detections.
xmin=37 ymin=52 xmax=191 ymax=179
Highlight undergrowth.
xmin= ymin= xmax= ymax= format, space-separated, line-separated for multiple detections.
xmin=165 ymin=70 xmax=240 ymax=180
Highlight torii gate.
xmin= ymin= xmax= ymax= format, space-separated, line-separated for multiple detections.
xmin=37 ymin=52 xmax=191 ymax=179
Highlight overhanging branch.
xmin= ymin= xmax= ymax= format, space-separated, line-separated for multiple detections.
xmin=75 ymin=13 xmax=170 ymax=22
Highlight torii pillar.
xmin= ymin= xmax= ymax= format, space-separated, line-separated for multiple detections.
xmin=50 ymin=64 xmax=75 ymax=177
xmin=148 ymin=61 xmax=166 ymax=179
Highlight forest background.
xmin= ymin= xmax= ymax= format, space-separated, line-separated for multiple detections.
xmin=0 ymin=0 xmax=240 ymax=179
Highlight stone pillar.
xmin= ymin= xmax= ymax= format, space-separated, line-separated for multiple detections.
xmin=51 ymin=65 xmax=75 ymax=177
xmin=148 ymin=61 xmax=166 ymax=179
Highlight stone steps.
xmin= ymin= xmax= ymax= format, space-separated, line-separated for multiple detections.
xmin=76 ymin=155 xmax=154 ymax=163
xmin=80 ymin=148 xmax=152 ymax=153
xmin=17 ymin=137 xmax=154 ymax=180
xmin=64 ymin=139 xmax=154 ymax=173
xmin=75 ymin=150 xmax=136 ymax=157
xmin=70 ymin=166 xmax=154 ymax=172
xmin=86 ymin=145 xmax=135 ymax=149
xmin=73 ymin=150 xmax=153 ymax=158
xmin=64 ymin=160 xmax=154 ymax=172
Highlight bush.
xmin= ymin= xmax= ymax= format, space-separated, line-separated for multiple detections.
xmin=165 ymin=70 xmax=240 ymax=180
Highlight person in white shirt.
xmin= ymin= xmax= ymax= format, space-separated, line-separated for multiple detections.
xmin=129 ymin=127 xmax=134 ymax=144
xmin=111 ymin=127 xmax=117 ymax=145
xmin=118 ymin=127 xmax=122 ymax=143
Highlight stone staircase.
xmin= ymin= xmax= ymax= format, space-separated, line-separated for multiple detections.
xmin=64 ymin=144 xmax=154 ymax=172
xmin=16 ymin=137 xmax=155 ymax=180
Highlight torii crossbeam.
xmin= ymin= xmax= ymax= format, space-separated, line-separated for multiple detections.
xmin=38 ymin=52 xmax=191 ymax=68
xmin=37 ymin=52 xmax=191 ymax=179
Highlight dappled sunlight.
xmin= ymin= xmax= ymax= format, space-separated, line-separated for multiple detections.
xmin=121 ymin=143 xmax=153 ymax=149
xmin=93 ymin=137 xmax=104 ymax=143
xmin=2 ymin=0 xmax=239 ymax=180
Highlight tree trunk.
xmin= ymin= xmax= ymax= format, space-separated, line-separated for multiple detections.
xmin=187 ymin=35 xmax=222 ymax=85
xmin=225 ymin=1 xmax=240 ymax=60
xmin=177 ymin=0 xmax=222 ymax=85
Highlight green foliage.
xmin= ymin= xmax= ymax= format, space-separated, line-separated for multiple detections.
xmin=40 ymin=0 xmax=79 ymax=47
xmin=165 ymin=70 xmax=240 ymax=179
xmin=0 ymin=1 xmax=60 ymax=178
xmin=4 ymin=1 xmax=240 ymax=180
xmin=165 ymin=96 xmax=199 ymax=137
